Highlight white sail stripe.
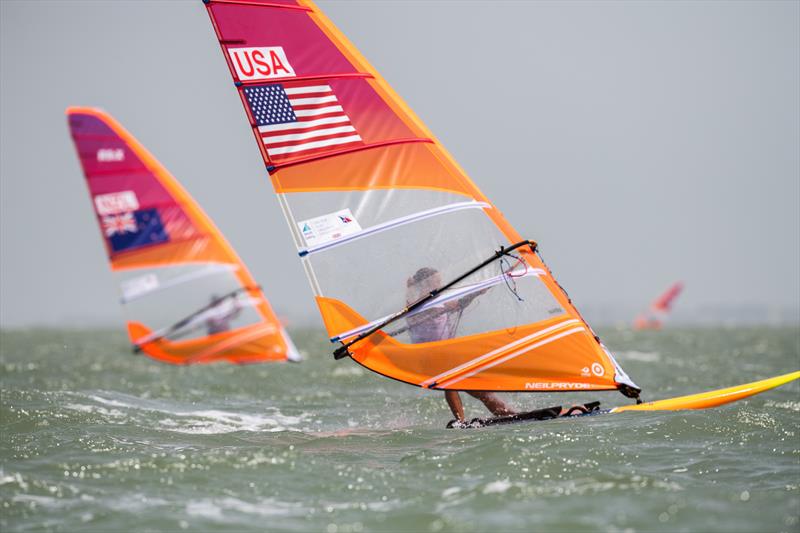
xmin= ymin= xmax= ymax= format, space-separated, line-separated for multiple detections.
xmin=288 ymin=95 xmax=338 ymax=106
xmin=419 ymin=318 xmax=581 ymax=387
xmin=294 ymin=105 xmax=344 ymax=117
xmin=284 ymin=85 xmax=331 ymax=95
xmin=266 ymin=135 xmax=362 ymax=156
xmin=436 ymin=327 xmax=586 ymax=389
xmin=305 ymin=201 xmax=492 ymax=259
xmin=263 ymin=125 xmax=356 ymax=144
xmin=120 ymin=264 xmax=239 ymax=304
xmin=258 ymin=115 xmax=349 ymax=133
xmin=330 ymin=267 xmax=545 ymax=343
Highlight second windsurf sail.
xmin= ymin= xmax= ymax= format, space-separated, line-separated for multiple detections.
xmin=634 ymin=281 xmax=684 ymax=330
xmin=67 ymin=107 xmax=300 ymax=365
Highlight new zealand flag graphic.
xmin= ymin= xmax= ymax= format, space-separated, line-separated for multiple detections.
xmin=104 ymin=208 xmax=168 ymax=253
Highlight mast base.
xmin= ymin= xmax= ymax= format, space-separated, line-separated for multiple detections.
xmin=618 ymin=383 xmax=643 ymax=404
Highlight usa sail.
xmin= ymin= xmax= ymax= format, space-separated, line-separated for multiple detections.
xmin=67 ymin=107 xmax=300 ymax=365
xmin=202 ymin=0 xmax=639 ymax=397
xmin=634 ymin=282 xmax=684 ymax=330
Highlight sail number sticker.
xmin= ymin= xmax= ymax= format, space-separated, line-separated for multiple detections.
xmin=96 ymin=148 xmax=125 ymax=162
xmin=94 ymin=191 xmax=139 ymax=216
xmin=298 ymin=209 xmax=362 ymax=248
xmin=228 ymin=46 xmax=296 ymax=81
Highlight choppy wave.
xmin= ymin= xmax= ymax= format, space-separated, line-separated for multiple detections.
xmin=60 ymin=391 xmax=310 ymax=434
xmin=1 ymin=327 xmax=799 ymax=532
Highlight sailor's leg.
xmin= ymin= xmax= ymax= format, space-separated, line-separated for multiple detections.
xmin=445 ymin=390 xmax=465 ymax=421
xmin=467 ymin=391 xmax=516 ymax=416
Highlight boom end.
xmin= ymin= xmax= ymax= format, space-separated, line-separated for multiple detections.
xmin=333 ymin=345 xmax=350 ymax=360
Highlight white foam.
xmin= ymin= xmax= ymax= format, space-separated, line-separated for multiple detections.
xmin=157 ymin=410 xmax=306 ymax=435
xmin=186 ymin=497 xmax=302 ymax=521
xmin=64 ymin=403 xmax=126 ymax=418
xmin=78 ymin=392 xmax=308 ymax=434
xmin=483 ymin=479 xmax=514 ymax=494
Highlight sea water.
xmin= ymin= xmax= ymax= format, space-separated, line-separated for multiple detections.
xmin=1 ymin=327 xmax=798 ymax=532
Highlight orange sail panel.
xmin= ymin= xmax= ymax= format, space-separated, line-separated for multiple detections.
xmin=634 ymin=281 xmax=684 ymax=330
xmin=67 ymin=107 xmax=300 ymax=365
xmin=202 ymin=0 xmax=639 ymax=394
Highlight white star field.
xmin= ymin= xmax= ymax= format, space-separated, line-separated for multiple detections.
xmin=244 ymin=85 xmax=296 ymax=126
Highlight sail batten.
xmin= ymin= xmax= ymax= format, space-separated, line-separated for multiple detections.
xmin=67 ymin=106 xmax=300 ymax=364
xmin=299 ymin=201 xmax=491 ymax=257
xmin=268 ymin=138 xmax=434 ymax=171
xmin=209 ymin=0 xmax=312 ymax=12
xmin=203 ymin=0 xmax=639 ymax=394
xmin=237 ymin=72 xmax=374 ymax=87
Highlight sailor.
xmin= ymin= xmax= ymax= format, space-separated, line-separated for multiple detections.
xmin=405 ymin=267 xmax=517 ymax=425
xmin=205 ymin=294 xmax=242 ymax=335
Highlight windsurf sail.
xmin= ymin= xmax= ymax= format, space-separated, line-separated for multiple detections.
xmin=67 ymin=107 xmax=300 ymax=365
xmin=634 ymin=281 xmax=684 ymax=330
xmin=201 ymin=0 xmax=640 ymax=397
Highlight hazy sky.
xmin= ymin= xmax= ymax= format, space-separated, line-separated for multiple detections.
xmin=1 ymin=0 xmax=798 ymax=328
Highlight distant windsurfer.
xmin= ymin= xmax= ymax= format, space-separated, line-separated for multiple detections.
xmin=205 ymin=294 xmax=242 ymax=335
xmin=405 ymin=267 xmax=516 ymax=425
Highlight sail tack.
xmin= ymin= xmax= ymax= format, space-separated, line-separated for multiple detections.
xmin=67 ymin=107 xmax=300 ymax=365
xmin=202 ymin=0 xmax=638 ymax=395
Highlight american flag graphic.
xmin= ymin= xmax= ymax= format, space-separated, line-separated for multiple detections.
xmin=244 ymin=83 xmax=362 ymax=160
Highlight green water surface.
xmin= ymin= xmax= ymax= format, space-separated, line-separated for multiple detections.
xmin=1 ymin=327 xmax=798 ymax=532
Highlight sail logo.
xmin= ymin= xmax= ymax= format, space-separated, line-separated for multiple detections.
xmin=298 ymin=209 xmax=362 ymax=248
xmin=525 ymin=382 xmax=591 ymax=390
xmin=228 ymin=47 xmax=295 ymax=81
xmin=94 ymin=191 xmax=139 ymax=216
xmin=581 ymin=363 xmax=605 ymax=377
xmin=97 ymin=148 xmax=125 ymax=162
